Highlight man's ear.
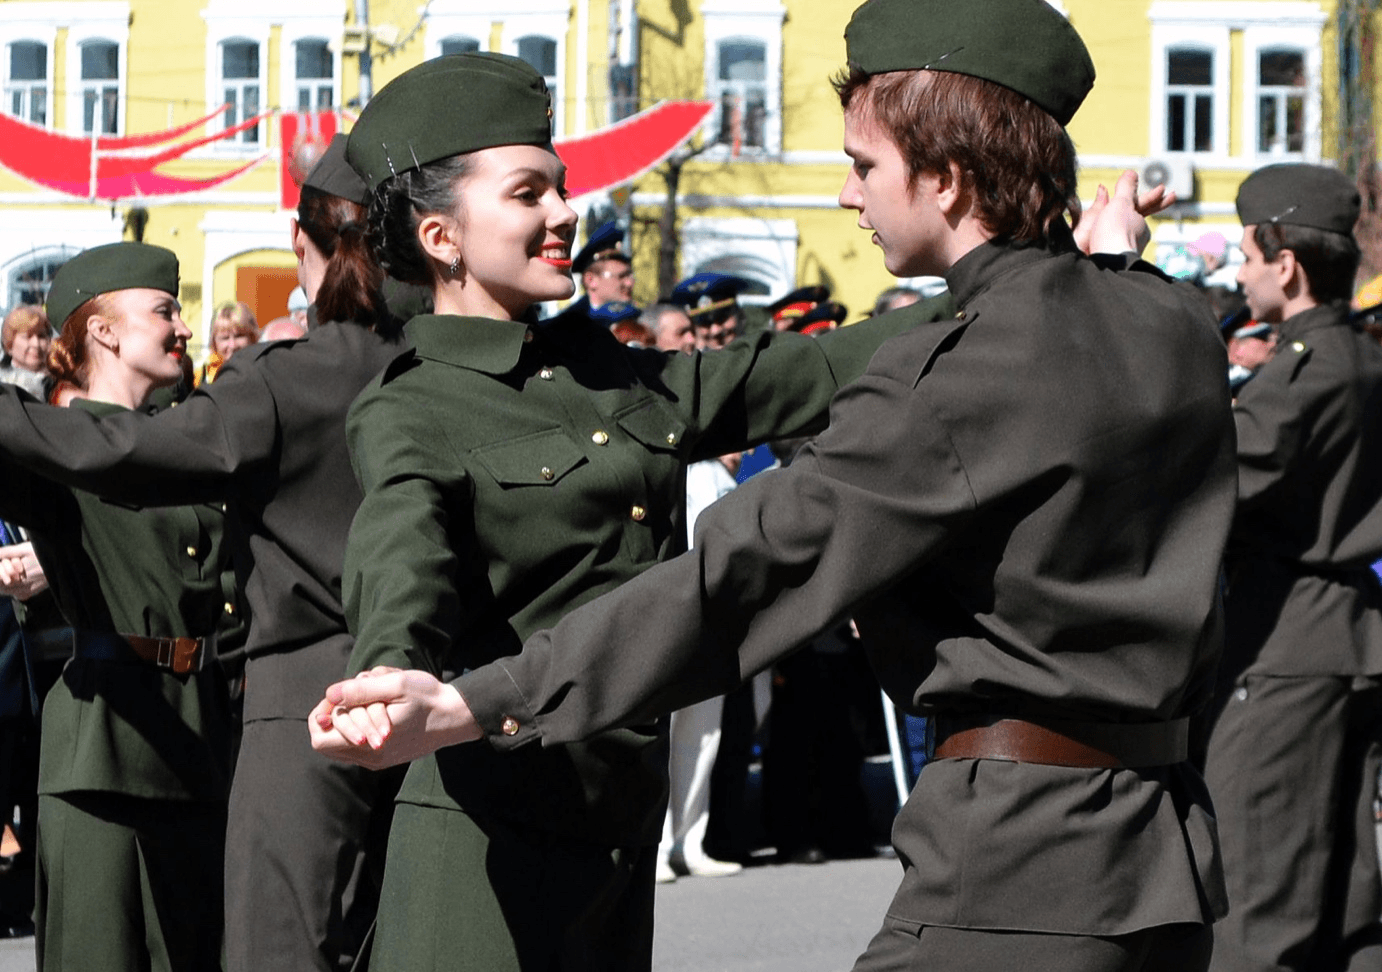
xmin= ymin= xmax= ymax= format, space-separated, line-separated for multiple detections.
xmin=1274 ymin=248 xmax=1301 ymax=290
xmin=417 ymin=214 xmax=461 ymax=276
xmin=935 ymin=160 xmax=968 ymax=218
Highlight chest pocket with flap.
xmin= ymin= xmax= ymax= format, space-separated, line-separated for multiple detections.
xmin=471 ymin=428 xmax=587 ymax=488
xmin=613 ymin=398 xmax=686 ymax=454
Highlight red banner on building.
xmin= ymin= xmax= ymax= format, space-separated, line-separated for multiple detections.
xmin=280 ymin=112 xmax=339 ymax=210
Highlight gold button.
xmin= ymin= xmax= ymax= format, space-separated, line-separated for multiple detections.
xmin=592 ymin=430 xmax=609 ymax=445
xmin=1292 ymin=341 xmax=1306 ymax=352
xmin=224 ymin=602 xmax=235 ymax=615
xmin=501 ymin=716 xmax=520 ymax=736
xmin=955 ymin=311 xmax=967 ymax=320
xmin=185 ymin=546 xmax=197 ymax=558
xmin=539 ymin=367 xmax=554 ymax=380
xmin=540 ymin=466 xmax=554 ymax=481
xmin=631 ymin=505 xmax=647 ymax=521
xmin=666 ymin=433 xmax=678 ymax=445
xmin=523 ymin=330 xmax=534 ymax=343
xmin=219 ymin=503 xmax=227 ymax=512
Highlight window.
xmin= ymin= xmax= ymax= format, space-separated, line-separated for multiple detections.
xmin=6 ymin=41 xmax=47 ymax=126
xmin=221 ymin=39 xmax=262 ymax=145
xmin=6 ymin=249 xmax=71 ymax=311
xmin=715 ymin=40 xmax=766 ymax=150
xmin=203 ymin=0 xmax=340 ymax=153
xmin=295 ymin=39 xmax=333 ymax=111
xmin=1257 ymin=49 xmax=1305 ymax=155
xmin=517 ymin=34 xmax=559 ymax=124
xmin=607 ymin=0 xmax=638 ymax=123
xmin=1149 ymin=3 xmax=1325 ymax=162
xmin=81 ymin=40 xmax=119 ymax=135
xmin=440 ymin=35 xmax=481 ymax=57
xmin=702 ymin=2 xmax=785 ymax=157
xmin=1165 ymin=47 xmax=1213 ymax=153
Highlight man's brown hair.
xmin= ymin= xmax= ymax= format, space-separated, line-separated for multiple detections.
xmin=834 ymin=66 xmax=1081 ymax=245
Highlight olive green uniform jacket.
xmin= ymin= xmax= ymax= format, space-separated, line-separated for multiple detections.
xmin=343 ymin=306 xmax=949 ymax=846
xmin=457 ymin=237 xmax=1239 ymax=935
xmin=1224 ymin=301 xmax=1382 ymax=677
xmin=0 ymin=398 xmax=232 ymax=802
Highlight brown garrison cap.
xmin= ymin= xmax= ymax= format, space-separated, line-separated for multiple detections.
xmin=1236 ymin=163 xmax=1360 ymax=236
xmin=346 ymin=53 xmax=554 ymax=192
xmin=844 ymin=0 xmax=1096 ymax=126
xmin=46 ymin=242 xmax=179 ymax=328
xmin=304 ymin=134 xmax=370 ymax=206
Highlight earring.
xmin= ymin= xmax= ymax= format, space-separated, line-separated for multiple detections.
xmin=449 ymin=255 xmax=460 ymax=277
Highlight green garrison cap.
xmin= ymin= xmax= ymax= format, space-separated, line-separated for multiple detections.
xmin=46 ymin=242 xmax=179 ymax=328
xmin=304 ymin=134 xmax=370 ymax=206
xmin=844 ymin=0 xmax=1096 ymax=126
xmin=1236 ymin=163 xmax=1360 ymax=235
xmin=346 ymin=52 xmax=553 ymax=192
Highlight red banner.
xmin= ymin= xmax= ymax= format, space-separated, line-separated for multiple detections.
xmin=279 ymin=112 xmax=340 ymax=210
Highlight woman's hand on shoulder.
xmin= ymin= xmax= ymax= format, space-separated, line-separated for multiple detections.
xmin=308 ymin=666 xmax=482 ymax=769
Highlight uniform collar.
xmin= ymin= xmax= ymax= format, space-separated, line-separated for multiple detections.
xmin=1277 ymin=300 xmax=1349 ymax=344
xmin=73 ymin=398 xmax=130 ymax=417
xmin=944 ymin=224 xmax=1079 ymax=310
xmin=403 ymin=313 xmax=532 ymax=375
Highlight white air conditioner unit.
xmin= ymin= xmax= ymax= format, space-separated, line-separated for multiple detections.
xmin=1140 ymin=156 xmax=1195 ymax=201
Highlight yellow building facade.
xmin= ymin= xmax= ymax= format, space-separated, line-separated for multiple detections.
xmin=0 ymin=0 xmax=1374 ymax=351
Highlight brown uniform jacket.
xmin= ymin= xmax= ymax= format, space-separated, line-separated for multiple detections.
xmin=460 ymin=234 xmax=1238 ymax=934
xmin=1225 ymin=301 xmax=1382 ymax=677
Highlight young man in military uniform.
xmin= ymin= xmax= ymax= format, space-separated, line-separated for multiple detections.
xmin=315 ymin=1 xmax=1234 ymax=969
xmin=1204 ymin=164 xmax=1382 ymax=972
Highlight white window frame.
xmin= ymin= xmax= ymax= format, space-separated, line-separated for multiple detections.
xmin=499 ymin=4 xmax=571 ymax=137
xmin=203 ymin=0 xmax=341 ymax=153
xmin=2 ymin=35 xmax=53 ymax=129
xmin=1243 ymin=25 xmax=1321 ymax=162
xmin=701 ymin=0 xmax=785 ymax=159
xmin=285 ymin=33 xmax=340 ymax=114
xmin=1149 ymin=2 xmax=1325 ymax=164
xmin=69 ymin=32 xmax=128 ymax=138
xmin=423 ymin=1 xmax=498 ymax=60
xmin=680 ymin=216 xmax=798 ymax=302
xmin=0 ymin=207 xmax=122 ymax=311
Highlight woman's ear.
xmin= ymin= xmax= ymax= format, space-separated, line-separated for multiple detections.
xmin=86 ymin=314 xmax=119 ymax=355
xmin=417 ymin=214 xmax=461 ymax=277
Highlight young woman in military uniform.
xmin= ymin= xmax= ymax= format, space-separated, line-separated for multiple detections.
xmin=0 ymin=141 xmax=408 ymax=972
xmin=0 ymin=242 xmax=234 ymax=970
xmin=303 ymin=51 xmax=956 ymax=972
xmin=317 ymin=4 xmax=1236 ymax=970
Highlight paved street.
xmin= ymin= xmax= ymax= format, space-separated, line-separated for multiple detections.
xmin=0 ymin=855 xmax=901 ymax=972
xmin=653 ymin=855 xmax=898 ymax=972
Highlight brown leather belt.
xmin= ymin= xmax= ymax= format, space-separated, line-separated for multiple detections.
xmin=72 ymin=629 xmax=212 ymax=675
xmin=932 ymin=714 xmax=1189 ymax=768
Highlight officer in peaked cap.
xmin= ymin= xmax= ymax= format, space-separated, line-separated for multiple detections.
xmin=788 ymin=300 xmax=848 ymax=337
xmin=1202 ymin=162 xmax=1382 ymax=972
xmin=767 ymin=285 xmax=832 ymax=331
xmin=670 ymin=272 xmax=750 ymax=349
xmin=570 ymin=222 xmax=634 ymax=316
xmin=370 ymin=0 xmax=1238 ymax=967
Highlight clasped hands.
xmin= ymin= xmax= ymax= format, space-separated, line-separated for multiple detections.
xmin=308 ymin=666 xmax=483 ymax=769
xmin=0 ymin=542 xmax=48 ymax=602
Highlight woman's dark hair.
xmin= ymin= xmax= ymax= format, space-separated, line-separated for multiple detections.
xmin=297 ymin=185 xmax=389 ymax=328
xmin=366 ymin=155 xmax=474 ymax=288
xmin=1253 ymin=222 xmax=1360 ymax=304
xmin=833 ymin=66 xmax=1081 ymax=246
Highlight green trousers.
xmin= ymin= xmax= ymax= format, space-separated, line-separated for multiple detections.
xmin=368 ymin=803 xmax=655 ymax=972
xmin=35 ymin=792 xmax=226 ymax=972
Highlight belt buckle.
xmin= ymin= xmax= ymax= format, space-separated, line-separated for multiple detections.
xmin=155 ymin=637 xmax=176 ymax=670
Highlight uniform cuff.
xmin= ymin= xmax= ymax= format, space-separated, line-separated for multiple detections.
xmin=453 ymin=662 xmax=540 ymax=752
